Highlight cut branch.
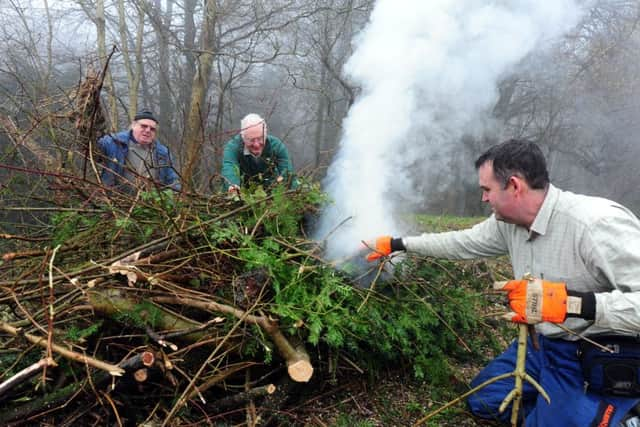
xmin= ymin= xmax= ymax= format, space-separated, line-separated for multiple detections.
xmin=0 ymin=357 xmax=56 ymax=401
xmin=0 ymin=349 xmax=153 ymax=424
xmin=153 ymin=295 xmax=314 ymax=382
xmin=0 ymin=321 xmax=124 ymax=376
xmin=87 ymin=287 xmax=210 ymax=343
xmin=211 ymin=384 xmax=276 ymax=412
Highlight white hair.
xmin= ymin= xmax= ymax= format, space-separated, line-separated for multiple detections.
xmin=240 ymin=113 xmax=267 ymax=138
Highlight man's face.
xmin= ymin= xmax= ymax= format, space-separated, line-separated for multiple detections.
xmin=242 ymin=123 xmax=265 ymax=156
xmin=478 ymin=161 xmax=517 ymax=223
xmin=131 ymin=119 xmax=157 ymax=145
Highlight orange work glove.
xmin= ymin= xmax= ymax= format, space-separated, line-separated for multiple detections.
xmin=365 ymin=236 xmax=406 ymax=261
xmin=493 ymin=278 xmax=569 ymax=324
xmin=365 ymin=236 xmax=392 ymax=262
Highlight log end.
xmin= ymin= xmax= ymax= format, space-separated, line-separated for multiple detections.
xmin=134 ymin=368 xmax=148 ymax=382
xmin=141 ymin=351 xmax=155 ymax=367
xmin=287 ymin=360 xmax=313 ymax=382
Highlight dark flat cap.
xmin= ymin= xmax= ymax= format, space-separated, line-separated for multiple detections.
xmin=134 ymin=109 xmax=158 ymax=123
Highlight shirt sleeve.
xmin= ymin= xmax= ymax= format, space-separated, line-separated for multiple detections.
xmin=270 ymin=137 xmax=297 ymax=188
xmin=220 ymin=141 xmax=241 ymax=188
xmin=97 ymin=134 xmax=113 ymax=155
xmin=164 ymin=151 xmax=181 ymax=191
xmin=96 ymin=135 xmax=118 ymax=186
xmin=403 ymin=215 xmax=509 ymax=259
xmin=272 ymin=139 xmax=293 ymax=173
xmin=584 ymin=206 xmax=640 ymax=333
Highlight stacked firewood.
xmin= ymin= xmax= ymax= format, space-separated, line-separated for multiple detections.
xmin=0 ymin=182 xmax=331 ymax=425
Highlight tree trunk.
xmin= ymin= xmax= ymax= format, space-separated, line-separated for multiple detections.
xmin=42 ymin=0 xmax=53 ymax=88
xmin=181 ymin=0 xmax=198 ymax=127
xmin=116 ymin=0 xmax=145 ymax=119
xmin=181 ymin=0 xmax=216 ymax=191
xmin=313 ymin=64 xmax=328 ymax=173
xmin=151 ymin=0 xmax=173 ymax=133
xmin=96 ymin=0 xmax=118 ymax=129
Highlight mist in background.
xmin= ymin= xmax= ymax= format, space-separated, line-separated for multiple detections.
xmin=4 ymin=0 xmax=640 ymax=241
xmin=315 ymin=0 xmax=586 ymax=261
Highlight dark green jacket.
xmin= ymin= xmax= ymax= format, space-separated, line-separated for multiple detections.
xmin=220 ymin=134 xmax=296 ymax=189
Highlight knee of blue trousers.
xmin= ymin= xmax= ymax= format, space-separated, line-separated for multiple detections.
xmin=466 ymin=390 xmax=512 ymax=424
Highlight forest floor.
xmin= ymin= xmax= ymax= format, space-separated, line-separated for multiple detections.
xmin=292 ymin=366 xmax=489 ymax=426
xmin=291 ymin=308 xmax=513 ymax=427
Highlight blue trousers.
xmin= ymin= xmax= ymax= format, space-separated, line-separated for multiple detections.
xmin=467 ymin=335 xmax=640 ymax=426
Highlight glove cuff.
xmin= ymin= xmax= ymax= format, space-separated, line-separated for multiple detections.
xmin=566 ymin=290 xmax=596 ymax=320
xmin=390 ymin=237 xmax=406 ymax=252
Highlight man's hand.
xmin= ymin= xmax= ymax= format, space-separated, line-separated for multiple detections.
xmin=365 ymin=236 xmax=392 ymax=261
xmin=493 ymin=278 xmax=569 ymax=324
xmin=365 ymin=236 xmax=406 ymax=261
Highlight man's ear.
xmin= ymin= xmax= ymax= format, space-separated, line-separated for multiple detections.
xmin=508 ymin=175 xmax=525 ymax=195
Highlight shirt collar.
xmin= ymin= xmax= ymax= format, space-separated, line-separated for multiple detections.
xmin=528 ymin=183 xmax=559 ymax=237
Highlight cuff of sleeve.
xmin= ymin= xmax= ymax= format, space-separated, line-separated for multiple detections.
xmin=566 ymin=290 xmax=596 ymax=320
xmin=390 ymin=237 xmax=406 ymax=252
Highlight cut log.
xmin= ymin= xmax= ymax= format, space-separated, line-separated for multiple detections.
xmin=268 ymin=329 xmax=313 ymax=383
xmin=141 ymin=351 xmax=155 ymax=367
xmin=211 ymin=384 xmax=276 ymax=411
xmin=134 ymin=368 xmax=148 ymax=382
xmin=153 ymin=295 xmax=314 ymax=382
xmin=287 ymin=353 xmax=313 ymax=383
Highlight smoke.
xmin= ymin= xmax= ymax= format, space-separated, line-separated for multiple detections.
xmin=315 ymin=0 xmax=585 ymax=261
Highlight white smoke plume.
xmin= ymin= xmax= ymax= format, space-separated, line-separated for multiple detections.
xmin=316 ymin=0 xmax=585 ymax=261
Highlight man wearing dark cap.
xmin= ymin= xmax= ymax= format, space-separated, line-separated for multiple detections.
xmin=97 ymin=109 xmax=181 ymax=190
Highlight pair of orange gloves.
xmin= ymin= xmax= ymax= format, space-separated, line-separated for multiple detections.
xmin=365 ymin=236 xmax=595 ymax=324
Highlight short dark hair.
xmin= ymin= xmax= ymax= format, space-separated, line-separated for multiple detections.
xmin=475 ymin=139 xmax=549 ymax=190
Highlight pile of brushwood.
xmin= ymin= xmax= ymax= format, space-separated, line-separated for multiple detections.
xmin=0 ymin=177 xmax=505 ymax=426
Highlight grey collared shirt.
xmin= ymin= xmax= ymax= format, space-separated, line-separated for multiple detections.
xmin=125 ymin=142 xmax=158 ymax=184
xmin=404 ymin=184 xmax=640 ymax=339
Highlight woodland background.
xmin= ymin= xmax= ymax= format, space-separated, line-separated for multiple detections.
xmin=2 ymin=1 xmax=640 ymax=213
xmin=1 ymin=1 xmax=639 ymax=425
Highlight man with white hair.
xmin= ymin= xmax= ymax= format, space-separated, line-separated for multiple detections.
xmin=221 ymin=113 xmax=296 ymax=193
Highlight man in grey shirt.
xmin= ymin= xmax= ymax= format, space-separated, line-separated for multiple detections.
xmin=367 ymin=140 xmax=640 ymax=426
xmin=97 ymin=109 xmax=180 ymax=191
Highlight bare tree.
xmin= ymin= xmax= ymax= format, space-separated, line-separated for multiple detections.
xmin=116 ymin=0 xmax=144 ymax=120
xmin=274 ymin=0 xmax=372 ymax=175
xmin=495 ymin=0 xmax=640 ymax=209
xmin=93 ymin=0 xmax=118 ymax=128
xmin=181 ymin=0 xmax=216 ymax=189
